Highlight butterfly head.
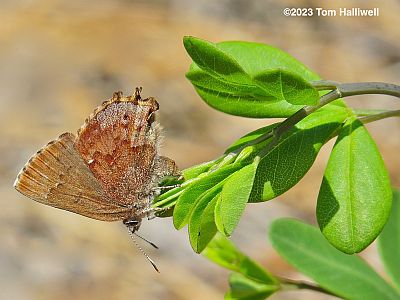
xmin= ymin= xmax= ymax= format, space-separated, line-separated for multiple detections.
xmin=123 ymin=217 xmax=142 ymax=233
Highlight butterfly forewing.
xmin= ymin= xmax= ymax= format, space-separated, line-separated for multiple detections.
xmin=14 ymin=132 xmax=131 ymax=221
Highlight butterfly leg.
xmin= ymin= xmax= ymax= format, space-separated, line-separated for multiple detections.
xmin=152 ymin=184 xmax=181 ymax=191
xmin=142 ymin=206 xmax=170 ymax=220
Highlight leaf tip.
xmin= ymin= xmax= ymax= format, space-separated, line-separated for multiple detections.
xmin=183 ymin=35 xmax=206 ymax=52
xmin=182 ymin=35 xmax=193 ymax=47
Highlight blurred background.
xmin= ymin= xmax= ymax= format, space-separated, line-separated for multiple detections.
xmin=1 ymin=0 xmax=399 ymax=299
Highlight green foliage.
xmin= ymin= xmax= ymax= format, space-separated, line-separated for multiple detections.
xmin=203 ymin=234 xmax=279 ymax=299
xmin=173 ymin=163 xmax=243 ymax=230
xmin=152 ymin=36 xmax=397 ymax=285
xmin=378 ymin=190 xmax=400 ymax=290
xmin=317 ymin=116 xmax=392 ymax=253
xmin=158 ymin=104 xmax=351 ymax=253
xmin=269 ymin=218 xmax=400 ymax=300
xmin=183 ymin=159 xmax=222 ymax=180
xmin=250 ymin=104 xmax=349 ymax=202
xmin=202 ymin=213 xmax=400 ymax=299
xmin=225 ymin=273 xmax=278 ymax=300
xmin=184 ymin=36 xmax=320 ymax=117
xmin=189 ymin=187 xmax=220 ymax=253
xmin=215 ymin=158 xmax=259 ymax=236
xmin=224 ymin=124 xmax=278 ymax=153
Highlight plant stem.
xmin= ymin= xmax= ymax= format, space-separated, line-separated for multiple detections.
xmin=252 ymin=81 xmax=400 ymax=157
xmin=312 ymin=81 xmax=400 ymax=98
xmin=232 ymin=82 xmax=400 ymax=156
xmin=230 ymin=126 xmax=276 ymax=155
xmin=256 ymin=89 xmax=343 ymax=156
xmin=270 ymin=82 xmax=400 ymax=147
xmin=337 ymin=82 xmax=400 ymax=98
xmin=277 ymin=89 xmax=342 ymax=137
xmin=353 ymin=109 xmax=390 ymax=116
xmin=358 ymin=109 xmax=400 ymax=124
xmin=279 ymin=277 xmax=337 ymax=297
xmin=311 ymin=80 xmax=341 ymax=91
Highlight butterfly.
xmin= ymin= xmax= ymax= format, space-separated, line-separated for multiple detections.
xmin=14 ymin=88 xmax=180 ymax=271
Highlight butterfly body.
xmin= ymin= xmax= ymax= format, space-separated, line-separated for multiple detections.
xmin=14 ymin=89 xmax=179 ymax=232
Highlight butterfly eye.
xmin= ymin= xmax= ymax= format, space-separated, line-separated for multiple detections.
xmin=147 ymin=112 xmax=156 ymax=124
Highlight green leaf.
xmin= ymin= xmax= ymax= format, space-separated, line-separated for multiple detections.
xmin=250 ymin=104 xmax=349 ymax=202
xmin=173 ymin=163 xmax=243 ymax=229
xmin=295 ymin=99 xmax=347 ymax=129
xmin=186 ymin=68 xmax=261 ymax=98
xmin=225 ymin=123 xmax=279 ymax=153
xmin=378 ymin=190 xmax=400 ymax=290
xmin=214 ymin=194 xmax=224 ymax=237
xmin=152 ymin=179 xmax=185 ymax=212
xmin=189 ymin=190 xmax=220 ymax=253
xmin=193 ymin=86 xmax=303 ymax=118
xmin=216 ymin=159 xmax=259 ymax=236
xmin=216 ymin=41 xmax=319 ymax=79
xmin=203 ymin=234 xmax=277 ymax=284
xmin=233 ymin=146 xmax=257 ymax=163
xmin=184 ymin=36 xmax=321 ymax=117
xmin=182 ymin=158 xmax=222 ymax=180
xmin=212 ymin=153 xmax=239 ymax=169
xmin=317 ymin=116 xmax=392 ymax=253
xmin=270 ymin=218 xmax=400 ymax=300
xmin=253 ymin=69 xmax=319 ymax=105
xmin=183 ymin=36 xmax=246 ymax=77
xmin=153 ymin=185 xmax=183 ymax=209
xmin=225 ymin=273 xmax=277 ymax=300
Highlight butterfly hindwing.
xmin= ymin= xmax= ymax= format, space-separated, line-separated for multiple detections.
xmin=76 ymin=97 xmax=160 ymax=207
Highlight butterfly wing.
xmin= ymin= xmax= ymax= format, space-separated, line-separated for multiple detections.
xmin=76 ymin=97 xmax=160 ymax=207
xmin=14 ymin=132 xmax=131 ymax=221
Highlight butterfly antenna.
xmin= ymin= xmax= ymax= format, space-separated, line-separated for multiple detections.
xmin=134 ymin=232 xmax=159 ymax=249
xmin=126 ymin=228 xmax=160 ymax=273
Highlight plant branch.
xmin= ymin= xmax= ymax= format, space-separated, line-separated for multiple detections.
xmin=256 ymin=89 xmax=342 ymax=156
xmin=312 ymin=81 xmax=400 ymax=98
xmin=262 ymin=81 xmax=400 ymax=154
xmin=358 ymin=109 xmax=400 ymax=124
xmin=175 ymin=81 xmax=400 ymax=205
xmin=278 ymin=89 xmax=342 ymax=137
xmin=353 ymin=109 xmax=390 ymax=116
xmin=249 ymin=81 xmax=400 ymax=157
xmin=311 ymin=80 xmax=341 ymax=91
xmin=229 ymin=128 xmax=275 ymax=157
xmin=279 ymin=277 xmax=337 ymax=297
xmin=337 ymin=82 xmax=400 ymax=98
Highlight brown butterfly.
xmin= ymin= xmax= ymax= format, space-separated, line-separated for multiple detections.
xmin=14 ymin=88 xmax=180 ymax=271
